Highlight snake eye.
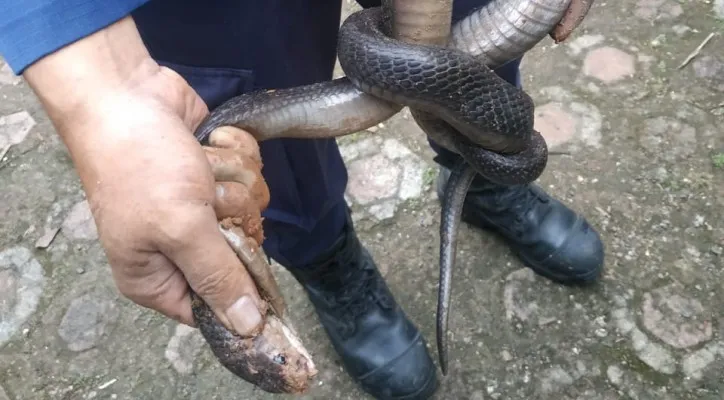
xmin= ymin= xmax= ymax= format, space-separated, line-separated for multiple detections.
xmin=273 ymin=354 xmax=287 ymax=365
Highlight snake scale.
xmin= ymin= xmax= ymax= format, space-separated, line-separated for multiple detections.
xmin=190 ymin=0 xmax=593 ymax=391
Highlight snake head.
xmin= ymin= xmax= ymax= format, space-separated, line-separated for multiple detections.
xmin=191 ymin=292 xmax=317 ymax=394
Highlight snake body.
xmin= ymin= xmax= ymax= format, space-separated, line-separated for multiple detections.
xmin=191 ymin=0 xmax=593 ymax=388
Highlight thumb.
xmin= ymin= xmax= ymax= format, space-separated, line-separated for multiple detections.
xmin=165 ymin=209 xmax=266 ymax=337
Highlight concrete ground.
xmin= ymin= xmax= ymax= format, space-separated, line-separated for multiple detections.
xmin=2 ymin=0 xmax=724 ymax=399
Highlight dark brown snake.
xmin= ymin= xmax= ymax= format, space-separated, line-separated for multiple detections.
xmin=189 ymin=0 xmax=594 ymax=389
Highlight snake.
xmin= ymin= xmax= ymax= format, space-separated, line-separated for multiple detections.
xmin=190 ymin=0 xmax=594 ymax=388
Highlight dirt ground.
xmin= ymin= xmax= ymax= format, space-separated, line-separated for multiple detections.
xmin=1 ymin=0 xmax=723 ymax=399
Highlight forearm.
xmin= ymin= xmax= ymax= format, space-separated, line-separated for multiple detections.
xmin=23 ymin=16 xmax=161 ymax=137
xmin=20 ymin=15 xmax=208 ymax=198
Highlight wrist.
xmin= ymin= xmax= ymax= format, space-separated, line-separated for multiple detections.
xmin=22 ymin=15 xmax=205 ymax=142
xmin=21 ymin=13 xmax=209 ymax=177
xmin=24 ymin=15 xmax=160 ymax=123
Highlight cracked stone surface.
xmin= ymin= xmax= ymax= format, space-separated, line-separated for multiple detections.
xmin=534 ymin=87 xmax=602 ymax=151
xmin=0 ymin=62 xmax=20 ymax=86
xmin=613 ymin=305 xmax=678 ymax=375
xmin=641 ymin=283 xmax=713 ymax=349
xmin=692 ymin=55 xmax=724 ymax=92
xmin=639 ymin=116 xmax=697 ymax=161
xmin=2 ymin=1 xmax=724 ymax=399
xmin=342 ymin=137 xmax=428 ymax=221
xmin=57 ymin=291 xmax=119 ymax=352
xmin=634 ymin=0 xmax=683 ymax=21
xmin=583 ymin=47 xmax=636 ymax=83
xmin=0 ymin=111 xmax=35 ymax=150
xmin=0 ymin=247 xmax=44 ymax=346
xmin=164 ymin=324 xmax=206 ymax=375
xmin=716 ymin=0 xmax=724 ymax=18
xmin=60 ymin=200 xmax=99 ymax=241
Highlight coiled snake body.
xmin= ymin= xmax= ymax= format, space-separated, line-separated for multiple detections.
xmin=191 ymin=0 xmax=593 ymax=391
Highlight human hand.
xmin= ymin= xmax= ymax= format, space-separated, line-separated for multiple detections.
xmin=24 ymin=16 xmax=270 ymax=337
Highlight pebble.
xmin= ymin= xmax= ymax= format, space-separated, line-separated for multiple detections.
xmin=57 ymin=292 xmax=119 ymax=351
xmin=606 ymin=365 xmax=623 ymax=386
xmin=339 ymin=137 xmax=381 ymax=161
xmin=398 ymin=157 xmax=424 ymax=200
xmin=61 ymin=201 xmax=99 ymax=241
xmin=381 ymin=138 xmax=412 ymax=159
xmin=34 ymin=227 xmax=59 ymax=249
xmin=0 ymin=111 xmax=36 ymax=149
xmin=565 ymin=34 xmax=605 ymax=56
xmin=671 ymin=25 xmax=692 ymax=36
xmin=641 ymin=284 xmax=712 ymax=349
xmin=539 ymin=366 xmax=574 ymax=393
xmin=639 ymin=117 xmax=696 ymax=161
xmin=346 ymin=154 xmax=401 ymax=205
xmin=164 ymin=324 xmax=207 ymax=375
xmin=716 ymin=0 xmax=724 ymax=19
xmin=534 ymin=102 xmax=577 ymax=148
xmin=635 ymin=334 xmax=677 ymax=374
xmin=582 ymin=47 xmax=635 ymax=83
xmin=682 ymin=343 xmax=723 ymax=380
xmin=0 ymin=62 xmax=21 ymax=85
xmin=369 ymin=200 xmax=397 ymax=221
xmin=0 ymin=246 xmax=45 ymax=346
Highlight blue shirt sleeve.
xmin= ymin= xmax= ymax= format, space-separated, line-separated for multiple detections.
xmin=0 ymin=0 xmax=150 ymax=75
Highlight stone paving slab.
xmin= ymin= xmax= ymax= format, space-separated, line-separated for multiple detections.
xmin=1 ymin=0 xmax=724 ymax=399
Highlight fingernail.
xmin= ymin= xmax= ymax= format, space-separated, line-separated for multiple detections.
xmin=225 ymin=296 xmax=263 ymax=336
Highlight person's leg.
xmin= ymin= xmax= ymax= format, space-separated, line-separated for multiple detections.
xmin=132 ymin=1 xmax=437 ymax=399
xmin=430 ymin=0 xmax=605 ymax=284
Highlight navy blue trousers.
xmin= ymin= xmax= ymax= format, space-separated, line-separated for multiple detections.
xmin=132 ymin=0 xmax=522 ymax=268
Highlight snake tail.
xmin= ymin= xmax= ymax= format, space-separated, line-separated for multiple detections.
xmin=437 ymin=161 xmax=477 ymax=375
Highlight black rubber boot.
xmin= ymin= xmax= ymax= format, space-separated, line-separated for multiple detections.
xmin=287 ymin=211 xmax=438 ymax=400
xmin=436 ymin=167 xmax=604 ymax=284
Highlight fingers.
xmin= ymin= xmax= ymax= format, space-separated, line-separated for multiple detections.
xmin=165 ymin=207 xmax=267 ymax=337
xmin=204 ymin=147 xmax=260 ymax=185
xmin=204 ymin=147 xmax=270 ymax=210
xmin=208 ymin=126 xmax=261 ymax=164
xmin=203 ymin=127 xmax=270 ymax=211
xmin=164 ymin=125 xmax=270 ymax=337
xmin=221 ymin=226 xmax=286 ymax=317
xmin=111 ymin=253 xmax=196 ymax=326
xmin=214 ymin=182 xmax=265 ymax=244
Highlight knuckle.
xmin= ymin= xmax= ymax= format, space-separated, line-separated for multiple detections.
xmin=155 ymin=210 xmax=207 ymax=251
xmin=116 ymin=278 xmax=152 ymax=306
xmin=190 ymin=265 xmax=237 ymax=300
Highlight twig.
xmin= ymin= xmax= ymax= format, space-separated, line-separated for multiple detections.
xmin=678 ymin=32 xmax=717 ymax=69
xmin=0 ymin=145 xmax=11 ymax=170
xmin=0 ymin=145 xmax=10 ymax=160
